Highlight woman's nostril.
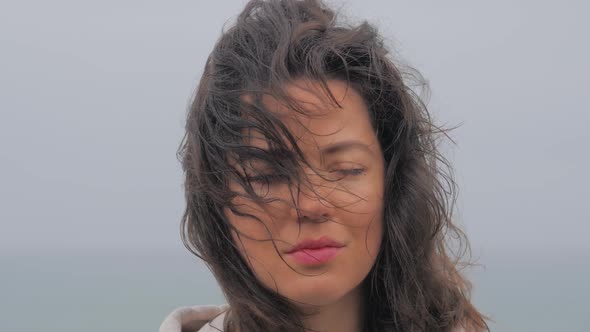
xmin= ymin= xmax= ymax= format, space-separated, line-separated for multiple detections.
xmin=297 ymin=210 xmax=330 ymax=224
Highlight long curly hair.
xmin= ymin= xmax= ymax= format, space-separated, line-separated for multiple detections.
xmin=178 ymin=0 xmax=490 ymax=331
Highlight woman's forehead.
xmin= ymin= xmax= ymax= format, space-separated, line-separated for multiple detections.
xmin=240 ymin=79 xmax=358 ymax=116
xmin=239 ymin=79 xmax=376 ymax=153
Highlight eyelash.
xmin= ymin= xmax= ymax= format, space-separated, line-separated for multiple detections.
xmin=247 ymin=174 xmax=289 ymax=184
xmin=247 ymin=168 xmax=366 ymax=184
xmin=336 ymin=168 xmax=366 ymax=176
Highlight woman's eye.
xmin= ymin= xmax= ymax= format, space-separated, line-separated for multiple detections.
xmin=247 ymin=168 xmax=365 ymax=184
xmin=331 ymin=168 xmax=366 ymax=177
xmin=248 ymin=174 xmax=288 ymax=184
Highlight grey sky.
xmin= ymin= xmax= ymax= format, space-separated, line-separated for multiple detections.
xmin=1 ymin=0 xmax=588 ymax=256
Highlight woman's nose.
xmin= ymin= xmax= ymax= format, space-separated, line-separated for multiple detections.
xmin=293 ymin=175 xmax=334 ymax=223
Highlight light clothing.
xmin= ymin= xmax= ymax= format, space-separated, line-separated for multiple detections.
xmin=160 ymin=304 xmax=467 ymax=332
xmin=159 ymin=304 xmax=228 ymax=332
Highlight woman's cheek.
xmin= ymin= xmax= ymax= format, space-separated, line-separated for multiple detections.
xmin=336 ymin=175 xmax=383 ymax=212
xmin=225 ymin=199 xmax=275 ymax=241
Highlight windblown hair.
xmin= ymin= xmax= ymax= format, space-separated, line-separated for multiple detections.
xmin=179 ymin=0 xmax=490 ymax=331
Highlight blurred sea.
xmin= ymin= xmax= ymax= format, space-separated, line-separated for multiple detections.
xmin=1 ymin=250 xmax=588 ymax=332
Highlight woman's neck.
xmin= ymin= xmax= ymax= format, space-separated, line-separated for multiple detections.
xmin=300 ymin=286 xmax=365 ymax=332
xmin=227 ymin=286 xmax=366 ymax=332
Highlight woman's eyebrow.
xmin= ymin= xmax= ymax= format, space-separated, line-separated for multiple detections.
xmin=238 ymin=140 xmax=375 ymax=165
xmin=320 ymin=140 xmax=376 ymax=158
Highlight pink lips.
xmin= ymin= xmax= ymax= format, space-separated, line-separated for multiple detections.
xmin=286 ymin=236 xmax=344 ymax=266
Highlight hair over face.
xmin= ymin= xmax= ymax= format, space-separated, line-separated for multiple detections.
xmin=178 ymin=0 xmax=490 ymax=331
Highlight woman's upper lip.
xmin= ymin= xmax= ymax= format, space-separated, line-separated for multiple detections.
xmin=286 ymin=236 xmax=344 ymax=254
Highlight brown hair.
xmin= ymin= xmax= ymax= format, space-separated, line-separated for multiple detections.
xmin=178 ymin=0 xmax=490 ymax=331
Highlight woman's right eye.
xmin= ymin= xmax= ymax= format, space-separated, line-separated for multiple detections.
xmin=247 ymin=173 xmax=288 ymax=184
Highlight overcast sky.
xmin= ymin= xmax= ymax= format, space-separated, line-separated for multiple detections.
xmin=1 ymin=0 xmax=588 ymax=256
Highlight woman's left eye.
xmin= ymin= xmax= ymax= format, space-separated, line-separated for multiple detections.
xmin=331 ymin=168 xmax=366 ymax=177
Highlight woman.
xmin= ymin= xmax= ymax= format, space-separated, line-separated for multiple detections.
xmin=161 ymin=0 xmax=490 ymax=331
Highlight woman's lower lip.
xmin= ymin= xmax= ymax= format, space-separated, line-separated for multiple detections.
xmin=287 ymin=247 xmax=342 ymax=266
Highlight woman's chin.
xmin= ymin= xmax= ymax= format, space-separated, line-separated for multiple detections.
xmin=280 ymin=281 xmax=352 ymax=307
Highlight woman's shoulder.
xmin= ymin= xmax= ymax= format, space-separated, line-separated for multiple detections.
xmin=159 ymin=304 xmax=229 ymax=332
xmin=160 ymin=304 xmax=475 ymax=332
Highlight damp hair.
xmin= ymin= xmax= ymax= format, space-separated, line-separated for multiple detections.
xmin=178 ymin=0 xmax=491 ymax=331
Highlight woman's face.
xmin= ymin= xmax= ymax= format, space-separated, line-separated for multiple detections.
xmin=225 ymin=79 xmax=385 ymax=308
